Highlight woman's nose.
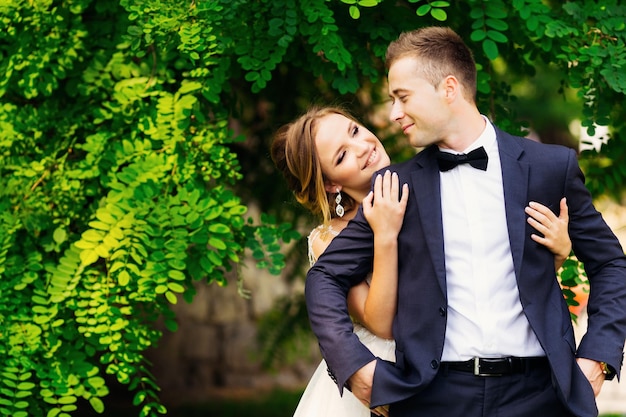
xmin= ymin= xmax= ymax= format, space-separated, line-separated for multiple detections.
xmin=354 ymin=138 xmax=369 ymax=157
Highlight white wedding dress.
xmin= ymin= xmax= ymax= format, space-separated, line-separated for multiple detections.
xmin=293 ymin=225 xmax=396 ymax=417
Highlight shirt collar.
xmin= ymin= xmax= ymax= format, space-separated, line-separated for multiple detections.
xmin=463 ymin=115 xmax=496 ymax=154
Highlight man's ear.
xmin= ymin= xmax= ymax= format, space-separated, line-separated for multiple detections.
xmin=443 ymin=75 xmax=459 ymax=101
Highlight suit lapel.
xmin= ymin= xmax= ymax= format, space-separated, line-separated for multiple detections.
xmin=410 ymin=147 xmax=447 ymax=294
xmin=496 ymin=129 xmax=529 ymax=279
xmin=410 ymin=133 xmax=528 ymax=294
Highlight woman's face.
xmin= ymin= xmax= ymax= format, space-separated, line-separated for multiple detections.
xmin=314 ymin=113 xmax=391 ymax=203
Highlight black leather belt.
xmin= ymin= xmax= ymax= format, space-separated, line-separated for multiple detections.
xmin=440 ymin=356 xmax=549 ymax=376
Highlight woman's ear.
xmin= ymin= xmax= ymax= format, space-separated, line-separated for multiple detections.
xmin=324 ymin=183 xmax=340 ymax=193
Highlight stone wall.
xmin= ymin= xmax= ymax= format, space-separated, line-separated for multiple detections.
xmin=147 ymin=245 xmax=320 ymax=405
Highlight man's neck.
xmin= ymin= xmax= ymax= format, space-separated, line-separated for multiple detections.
xmin=438 ymin=108 xmax=486 ymax=152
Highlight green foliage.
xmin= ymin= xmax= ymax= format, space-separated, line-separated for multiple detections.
xmin=411 ymin=0 xmax=450 ymax=22
xmin=0 ymin=1 xmax=298 ymax=416
xmin=559 ymin=256 xmax=590 ymax=324
xmin=256 ymin=293 xmax=316 ymax=369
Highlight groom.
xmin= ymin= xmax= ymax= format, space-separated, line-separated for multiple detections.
xmin=305 ymin=26 xmax=626 ymax=417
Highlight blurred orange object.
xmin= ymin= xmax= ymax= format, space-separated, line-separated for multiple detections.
xmin=567 ymin=284 xmax=590 ymax=318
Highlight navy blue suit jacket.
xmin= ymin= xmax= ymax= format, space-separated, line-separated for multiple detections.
xmin=305 ymin=129 xmax=626 ymax=417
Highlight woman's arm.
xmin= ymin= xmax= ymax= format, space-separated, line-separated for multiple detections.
xmin=347 ymin=171 xmax=408 ymax=340
xmin=526 ymin=197 xmax=571 ymax=270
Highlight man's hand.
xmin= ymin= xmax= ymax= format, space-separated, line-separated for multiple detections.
xmin=349 ymin=360 xmax=377 ymax=410
xmin=576 ymin=358 xmax=605 ymax=397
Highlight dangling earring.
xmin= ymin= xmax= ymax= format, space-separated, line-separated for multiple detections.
xmin=335 ymin=189 xmax=345 ymax=217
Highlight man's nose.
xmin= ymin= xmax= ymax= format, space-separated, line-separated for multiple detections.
xmin=389 ymin=102 xmax=404 ymax=122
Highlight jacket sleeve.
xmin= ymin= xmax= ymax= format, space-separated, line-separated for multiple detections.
xmin=305 ymin=206 xmax=377 ymax=394
xmin=564 ymin=149 xmax=626 ymax=378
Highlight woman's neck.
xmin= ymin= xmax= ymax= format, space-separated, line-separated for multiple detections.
xmin=329 ymin=207 xmax=358 ymax=231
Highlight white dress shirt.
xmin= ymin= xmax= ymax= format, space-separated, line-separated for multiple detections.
xmin=440 ymin=118 xmax=545 ymax=361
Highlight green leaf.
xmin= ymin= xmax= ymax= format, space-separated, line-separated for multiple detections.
xmin=82 ymin=230 xmax=104 ymax=242
xmin=80 ymin=249 xmax=100 ymax=265
xmin=178 ymin=81 xmax=203 ymax=94
xmin=41 ymin=389 xmax=55 ymax=398
xmin=47 ymin=409 xmax=61 ymax=417
xmin=53 ymin=227 xmax=68 ymax=244
xmin=75 ymin=240 xmax=97 ymax=249
xmin=487 ymin=30 xmax=508 ymax=43
xmin=430 ymin=8 xmax=447 ymax=21
xmin=167 ymin=282 xmax=185 ymax=293
xmin=118 ymin=270 xmax=131 ymax=286
xmin=165 ymin=291 xmax=178 ymax=304
xmin=482 ymin=39 xmax=499 ymax=60
xmin=60 ymin=404 xmax=77 ymax=412
xmin=168 ymin=270 xmax=186 ymax=280
xmin=89 ymin=397 xmax=105 ymax=414
xmin=167 ymin=259 xmax=186 ymax=270
xmin=245 ymin=71 xmax=259 ymax=82
xmin=133 ymin=391 xmax=146 ymax=406
xmin=416 ymin=4 xmax=431 ymax=16
xmin=208 ymin=237 xmax=227 ymax=250
xmin=485 ymin=18 xmax=508 ymax=31
xmin=526 ymin=16 xmax=539 ymax=31
xmin=164 ymin=319 xmax=178 ymax=332
xmin=349 ymin=5 xmax=360 ymax=19
xmin=17 ymin=382 xmax=36 ymax=390
xmin=88 ymin=221 xmax=111 ymax=231
xmin=96 ymin=211 xmax=118 ymax=224
xmin=470 ymin=7 xmax=485 ymax=18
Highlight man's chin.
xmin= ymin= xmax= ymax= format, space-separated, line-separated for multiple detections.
xmin=408 ymin=136 xmax=426 ymax=148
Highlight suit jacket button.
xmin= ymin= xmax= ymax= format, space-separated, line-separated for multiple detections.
xmin=439 ymin=307 xmax=446 ymax=316
xmin=431 ymin=360 xmax=439 ymax=369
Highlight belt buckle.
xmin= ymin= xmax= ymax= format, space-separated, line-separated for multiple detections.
xmin=473 ymin=357 xmax=502 ymax=377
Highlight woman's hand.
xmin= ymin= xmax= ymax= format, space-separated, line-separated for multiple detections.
xmin=349 ymin=171 xmax=408 ymax=339
xmin=362 ymin=170 xmax=409 ymax=238
xmin=525 ymin=197 xmax=571 ymax=270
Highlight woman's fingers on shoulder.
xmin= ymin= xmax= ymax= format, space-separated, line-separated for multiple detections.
xmin=559 ymin=197 xmax=569 ymax=219
xmin=401 ymin=183 xmax=409 ymax=202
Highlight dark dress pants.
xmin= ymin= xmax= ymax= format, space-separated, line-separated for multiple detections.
xmin=388 ymin=363 xmax=576 ymax=417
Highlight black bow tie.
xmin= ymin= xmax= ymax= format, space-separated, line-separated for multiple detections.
xmin=436 ymin=146 xmax=488 ymax=172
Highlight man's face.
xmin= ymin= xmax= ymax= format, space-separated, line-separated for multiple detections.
xmin=387 ymin=56 xmax=449 ymax=148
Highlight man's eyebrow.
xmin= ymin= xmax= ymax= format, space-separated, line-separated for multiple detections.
xmin=389 ymin=87 xmax=409 ymax=97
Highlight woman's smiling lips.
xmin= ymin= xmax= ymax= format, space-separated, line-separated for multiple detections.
xmin=364 ymin=148 xmax=378 ymax=169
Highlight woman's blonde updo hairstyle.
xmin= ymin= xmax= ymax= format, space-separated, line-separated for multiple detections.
xmin=271 ymin=106 xmax=358 ymax=225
